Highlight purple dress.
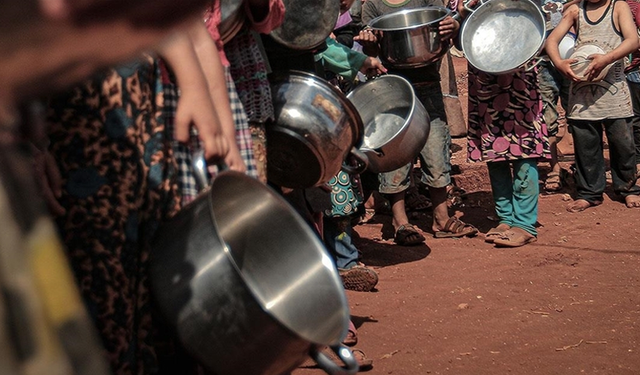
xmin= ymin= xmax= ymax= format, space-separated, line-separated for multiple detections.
xmin=467 ymin=66 xmax=550 ymax=163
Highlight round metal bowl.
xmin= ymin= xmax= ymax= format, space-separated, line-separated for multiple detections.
xmin=460 ymin=0 xmax=545 ymax=74
xmin=369 ymin=6 xmax=452 ymax=68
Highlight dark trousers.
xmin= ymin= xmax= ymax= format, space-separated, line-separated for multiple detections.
xmin=626 ymin=80 xmax=640 ymax=164
xmin=569 ymin=118 xmax=640 ymax=202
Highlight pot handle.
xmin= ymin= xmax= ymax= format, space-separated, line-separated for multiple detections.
xmin=310 ymin=345 xmax=359 ymax=375
xmin=192 ymin=149 xmax=229 ymax=190
xmin=341 ymin=148 xmax=369 ymax=175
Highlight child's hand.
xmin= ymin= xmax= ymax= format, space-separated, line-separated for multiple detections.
xmin=360 ymin=56 xmax=387 ymax=77
xmin=438 ymin=16 xmax=459 ymax=39
xmin=354 ymin=28 xmax=378 ymax=45
xmin=555 ymin=58 xmax=582 ymax=82
xmin=584 ymin=54 xmax=609 ymax=81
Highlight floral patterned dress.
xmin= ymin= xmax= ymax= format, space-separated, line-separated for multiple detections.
xmin=46 ymin=55 xmax=182 ymax=375
xmin=466 ymin=66 xmax=550 ymax=163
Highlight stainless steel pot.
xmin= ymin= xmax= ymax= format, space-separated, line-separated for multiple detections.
xmin=268 ymin=70 xmax=368 ymax=189
xmin=459 ymin=0 xmax=545 ymax=74
xmin=368 ymin=6 xmax=452 ymax=68
xmin=149 ymin=155 xmax=357 ymax=375
xmin=347 ymin=75 xmax=430 ymax=173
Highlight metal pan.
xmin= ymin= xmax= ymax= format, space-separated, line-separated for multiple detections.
xmin=459 ymin=0 xmax=545 ymax=74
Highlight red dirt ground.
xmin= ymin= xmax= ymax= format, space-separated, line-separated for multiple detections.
xmin=293 ymin=57 xmax=640 ymax=375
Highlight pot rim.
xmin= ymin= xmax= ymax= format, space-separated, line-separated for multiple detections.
xmin=368 ymin=6 xmax=451 ymax=32
xmin=460 ymin=0 xmax=545 ymax=74
xmin=347 ymin=74 xmax=419 ymax=151
xmin=270 ymin=69 xmax=365 ymax=145
xmin=206 ymin=171 xmax=350 ymax=345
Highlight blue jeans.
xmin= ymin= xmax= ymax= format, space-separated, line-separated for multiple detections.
xmin=323 ymin=217 xmax=358 ymax=269
xmin=487 ymin=159 xmax=539 ymax=236
xmin=569 ymin=118 xmax=640 ymax=202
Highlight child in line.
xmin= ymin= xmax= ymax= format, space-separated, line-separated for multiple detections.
xmin=546 ymin=0 xmax=640 ymax=211
xmin=458 ymin=2 xmax=550 ymax=247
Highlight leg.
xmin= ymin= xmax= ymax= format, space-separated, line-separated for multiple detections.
xmin=567 ymin=120 xmax=606 ymax=210
xmin=486 ymin=160 xmax=515 ymax=226
xmin=414 ymin=83 xmax=475 ymax=237
xmin=602 ymin=118 xmax=640 ymax=207
xmin=626 ymin=80 xmax=640 ymax=170
xmin=379 ymin=164 xmax=425 ymax=245
xmin=510 ymin=158 xmax=539 ymax=236
xmin=538 ymin=60 xmax=563 ymax=192
xmin=323 ymin=217 xmax=359 ymax=270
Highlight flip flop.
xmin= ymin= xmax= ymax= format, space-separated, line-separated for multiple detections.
xmin=484 ymin=224 xmax=510 ymax=243
xmin=434 ymin=217 xmax=478 ymax=238
xmin=544 ymin=171 xmax=563 ymax=193
xmin=493 ymin=227 xmax=537 ymax=247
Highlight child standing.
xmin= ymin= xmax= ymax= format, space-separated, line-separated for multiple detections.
xmin=458 ymin=4 xmax=550 ymax=247
xmin=546 ymin=0 xmax=640 ymax=211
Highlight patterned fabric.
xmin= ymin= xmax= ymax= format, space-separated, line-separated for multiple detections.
xmin=45 ymin=55 xmax=182 ymax=375
xmin=467 ymin=66 xmax=550 ymax=162
xmin=324 ymin=170 xmax=363 ymax=217
xmin=224 ymin=66 xmax=259 ymax=179
xmin=225 ymin=28 xmax=275 ymax=124
xmin=161 ymin=62 xmax=259 ymax=206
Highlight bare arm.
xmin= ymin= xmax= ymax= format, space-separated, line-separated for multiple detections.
xmin=188 ymin=20 xmax=246 ymax=172
xmin=157 ymin=22 xmax=230 ymax=163
xmin=545 ymin=4 xmax=581 ymax=81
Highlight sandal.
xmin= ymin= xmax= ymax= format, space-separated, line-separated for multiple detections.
xmin=343 ymin=321 xmax=358 ymax=346
xmin=434 ymin=217 xmax=478 ymax=238
xmin=493 ymin=227 xmax=537 ymax=247
xmin=544 ymin=171 xmax=563 ymax=193
xmin=484 ymin=224 xmax=510 ymax=243
xmin=394 ymin=224 xmax=425 ymax=246
xmin=405 ymin=189 xmax=432 ymax=212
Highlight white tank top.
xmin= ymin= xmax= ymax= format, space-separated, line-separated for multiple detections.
xmin=567 ymin=0 xmax=633 ymax=120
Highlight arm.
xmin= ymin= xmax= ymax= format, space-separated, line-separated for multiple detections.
xmin=584 ymin=1 xmax=639 ymax=78
xmin=157 ymin=23 xmax=230 ymax=163
xmin=545 ymin=4 xmax=581 ymax=81
xmin=188 ymin=20 xmax=246 ymax=172
xmin=315 ymin=38 xmax=386 ymax=81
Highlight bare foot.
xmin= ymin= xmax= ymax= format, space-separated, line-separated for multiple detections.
xmin=566 ymin=199 xmax=601 ymax=213
xmin=625 ymin=195 xmax=640 ymax=208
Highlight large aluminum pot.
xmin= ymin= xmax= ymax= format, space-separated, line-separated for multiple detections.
xmin=268 ymin=70 xmax=368 ymax=188
xmin=368 ymin=6 xmax=452 ymax=68
xmin=347 ymin=75 xmax=430 ymax=173
xmin=459 ymin=0 xmax=545 ymax=74
xmin=149 ymin=156 xmax=357 ymax=375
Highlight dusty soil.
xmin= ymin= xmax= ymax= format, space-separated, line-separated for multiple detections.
xmin=294 ymin=57 xmax=640 ymax=375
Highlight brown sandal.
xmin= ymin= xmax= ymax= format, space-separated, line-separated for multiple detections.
xmin=493 ymin=227 xmax=536 ymax=247
xmin=434 ymin=217 xmax=478 ymax=238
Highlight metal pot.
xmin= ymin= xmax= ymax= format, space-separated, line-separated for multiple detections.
xmin=368 ymin=6 xmax=452 ymax=68
xmin=459 ymin=0 xmax=545 ymax=74
xmin=149 ymin=155 xmax=357 ymax=375
xmin=269 ymin=0 xmax=340 ymax=50
xmin=267 ymin=70 xmax=368 ymax=189
xmin=347 ymin=75 xmax=430 ymax=173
